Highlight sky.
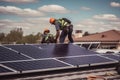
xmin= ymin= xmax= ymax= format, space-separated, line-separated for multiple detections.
xmin=0 ymin=0 xmax=120 ymax=35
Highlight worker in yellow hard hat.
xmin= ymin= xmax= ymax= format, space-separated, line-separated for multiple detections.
xmin=49 ymin=17 xmax=74 ymax=43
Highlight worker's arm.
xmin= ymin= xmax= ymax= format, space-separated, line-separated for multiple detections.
xmin=54 ymin=21 xmax=60 ymax=43
xmin=55 ymin=30 xmax=60 ymax=42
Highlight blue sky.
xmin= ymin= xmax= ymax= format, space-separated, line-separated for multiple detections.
xmin=0 ymin=0 xmax=120 ymax=35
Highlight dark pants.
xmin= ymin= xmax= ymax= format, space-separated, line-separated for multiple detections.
xmin=59 ymin=24 xmax=74 ymax=43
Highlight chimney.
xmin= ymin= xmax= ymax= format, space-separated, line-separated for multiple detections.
xmin=75 ymin=30 xmax=82 ymax=38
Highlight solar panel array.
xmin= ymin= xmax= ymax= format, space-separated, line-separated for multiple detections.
xmin=0 ymin=44 xmax=119 ymax=76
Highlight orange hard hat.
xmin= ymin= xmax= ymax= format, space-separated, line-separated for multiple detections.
xmin=44 ymin=28 xmax=50 ymax=33
xmin=49 ymin=18 xmax=55 ymax=24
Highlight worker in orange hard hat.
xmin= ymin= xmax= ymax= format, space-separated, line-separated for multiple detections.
xmin=41 ymin=28 xmax=55 ymax=43
xmin=49 ymin=17 xmax=74 ymax=43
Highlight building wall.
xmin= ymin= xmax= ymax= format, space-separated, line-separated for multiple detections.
xmin=75 ymin=30 xmax=83 ymax=38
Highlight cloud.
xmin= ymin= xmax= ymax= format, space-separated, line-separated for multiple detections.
xmin=0 ymin=6 xmax=45 ymax=17
xmin=1 ymin=17 xmax=120 ymax=35
xmin=0 ymin=19 xmax=30 ymax=29
xmin=1 ymin=0 xmax=38 ymax=3
xmin=110 ymin=2 xmax=120 ymax=7
xmin=80 ymin=7 xmax=91 ymax=11
xmin=0 ymin=19 xmax=31 ymax=34
xmin=75 ymin=18 xmax=120 ymax=33
xmin=0 ymin=17 xmax=55 ymax=35
xmin=38 ymin=4 xmax=69 ymax=13
xmin=93 ymin=14 xmax=119 ymax=21
xmin=25 ymin=17 xmax=50 ymax=24
xmin=75 ymin=14 xmax=120 ymax=33
xmin=0 ymin=19 xmax=37 ymax=35
xmin=76 ymin=19 xmax=104 ymax=27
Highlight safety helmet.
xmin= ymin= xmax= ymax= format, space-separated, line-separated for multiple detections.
xmin=44 ymin=28 xmax=50 ymax=33
xmin=49 ymin=18 xmax=55 ymax=24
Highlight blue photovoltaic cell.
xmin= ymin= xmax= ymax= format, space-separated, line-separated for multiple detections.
xmin=34 ymin=44 xmax=97 ymax=56
xmin=0 ymin=46 xmax=30 ymax=62
xmin=0 ymin=52 xmax=30 ymax=62
xmin=2 ymin=59 xmax=69 ymax=71
xmin=117 ymin=53 xmax=120 ymax=56
xmin=0 ymin=66 xmax=12 ymax=73
xmin=102 ymin=54 xmax=120 ymax=61
xmin=58 ymin=55 xmax=113 ymax=66
xmin=5 ymin=44 xmax=98 ymax=59
xmin=5 ymin=45 xmax=44 ymax=59
xmin=0 ymin=46 xmax=12 ymax=52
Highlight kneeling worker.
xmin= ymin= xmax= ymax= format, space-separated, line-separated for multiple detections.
xmin=41 ymin=29 xmax=55 ymax=43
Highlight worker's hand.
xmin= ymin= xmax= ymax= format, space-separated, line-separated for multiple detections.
xmin=54 ymin=39 xmax=58 ymax=43
xmin=53 ymin=36 xmax=57 ymax=43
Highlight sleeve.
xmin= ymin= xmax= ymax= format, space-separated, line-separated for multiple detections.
xmin=54 ymin=21 xmax=60 ymax=31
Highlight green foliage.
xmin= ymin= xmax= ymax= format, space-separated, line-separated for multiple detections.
xmin=83 ymin=31 xmax=90 ymax=36
xmin=0 ymin=33 xmax=5 ymax=42
xmin=0 ymin=28 xmax=42 ymax=44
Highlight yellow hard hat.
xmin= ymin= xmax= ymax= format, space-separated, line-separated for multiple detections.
xmin=49 ymin=18 xmax=55 ymax=24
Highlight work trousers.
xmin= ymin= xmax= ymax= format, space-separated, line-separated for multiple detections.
xmin=59 ymin=24 xmax=74 ymax=43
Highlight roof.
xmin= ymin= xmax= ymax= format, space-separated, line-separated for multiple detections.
xmin=74 ymin=30 xmax=120 ymax=42
xmin=11 ymin=68 xmax=120 ymax=80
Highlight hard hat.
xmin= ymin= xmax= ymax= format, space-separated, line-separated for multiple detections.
xmin=49 ymin=18 xmax=55 ymax=24
xmin=44 ymin=28 xmax=50 ymax=33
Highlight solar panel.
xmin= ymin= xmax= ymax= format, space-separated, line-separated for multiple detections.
xmin=5 ymin=44 xmax=97 ymax=59
xmin=101 ymin=54 xmax=120 ymax=61
xmin=33 ymin=44 xmax=98 ymax=58
xmin=0 ymin=52 xmax=30 ymax=62
xmin=5 ymin=45 xmax=44 ymax=59
xmin=0 ymin=44 xmax=119 ymax=76
xmin=0 ymin=46 xmax=12 ymax=52
xmin=0 ymin=46 xmax=30 ymax=62
xmin=2 ymin=59 xmax=70 ymax=72
xmin=57 ymin=55 xmax=115 ymax=66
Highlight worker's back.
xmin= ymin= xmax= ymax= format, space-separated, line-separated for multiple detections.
xmin=41 ymin=33 xmax=55 ymax=43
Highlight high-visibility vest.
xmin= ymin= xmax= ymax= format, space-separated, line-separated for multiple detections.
xmin=45 ymin=34 xmax=54 ymax=41
xmin=57 ymin=19 xmax=69 ymax=30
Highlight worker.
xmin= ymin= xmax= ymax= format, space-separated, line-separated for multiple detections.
xmin=41 ymin=29 xmax=55 ymax=43
xmin=49 ymin=18 xmax=74 ymax=43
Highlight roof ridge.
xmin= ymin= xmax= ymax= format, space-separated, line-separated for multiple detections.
xmin=112 ymin=29 xmax=120 ymax=36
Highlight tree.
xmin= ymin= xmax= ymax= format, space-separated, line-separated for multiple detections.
xmin=35 ymin=32 xmax=42 ymax=43
xmin=24 ymin=34 xmax=36 ymax=43
xmin=23 ymin=32 xmax=42 ymax=44
xmin=0 ymin=28 xmax=43 ymax=44
xmin=5 ymin=28 xmax=23 ymax=43
xmin=83 ymin=31 xmax=90 ymax=36
xmin=0 ymin=33 xmax=5 ymax=43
